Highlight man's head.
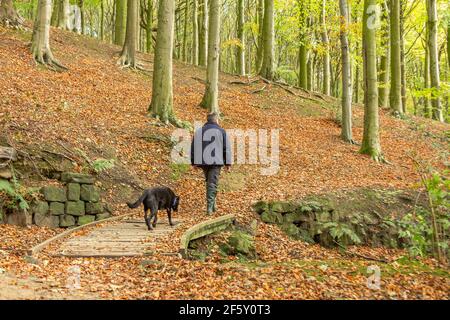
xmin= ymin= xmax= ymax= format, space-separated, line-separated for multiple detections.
xmin=207 ymin=112 xmax=219 ymax=124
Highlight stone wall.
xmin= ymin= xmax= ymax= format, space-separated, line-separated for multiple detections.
xmin=31 ymin=172 xmax=110 ymax=228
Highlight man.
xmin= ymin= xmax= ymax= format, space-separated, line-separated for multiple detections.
xmin=191 ymin=113 xmax=232 ymax=214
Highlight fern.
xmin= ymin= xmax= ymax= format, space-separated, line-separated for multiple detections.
xmin=322 ymin=221 xmax=361 ymax=245
xmin=92 ymin=158 xmax=115 ymax=173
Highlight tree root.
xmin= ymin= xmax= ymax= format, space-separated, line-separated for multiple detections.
xmin=33 ymin=48 xmax=67 ymax=72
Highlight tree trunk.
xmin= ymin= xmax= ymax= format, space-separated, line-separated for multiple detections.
xmin=424 ymin=27 xmax=431 ymax=118
xmin=259 ymin=0 xmax=274 ymax=80
xmin=297 ymin=0 xmax=307 ymax=89
xmin=339 ymin=0 xmax=353 ymax=143
xmin=389 ymin=0 xmax=403 ymax=114
xmin=31 ymin=0 xmax=66 ymax=70
xmin=354 ymin=32 xmax=360 ymax=103
xmin=114 ymin=0 xmax=127 ymax=45
xmin=255 ymin=0 xmax=264 ymax=73
xmin=182 ymin=0 xmax=189 ymax=62
xmin=100 ymin=0 xmax=104 ymax=40
xmin=360 ymin=0 xmax=382 ymax=161
xmin=118 ymin=0 xmax=138 ymax=68
xmin=236 ymin=0 xmax=245 ymax=75
xmin=426 ymin=0 xmax=443 ymax=122
xmin=321 ymin=0 xmax=330 ymax=95
xmin=198 ymin=0 xmax=208 ymax=67
xmin=192 ymin=0 xmax=199 ymax=65
xmin=55 ymin=0 xmax=70 ymax=30
xmin=200 ymin=0 xmax=221 ymax=113
xmin=78 ymin=0 xmax=85 ymax=35
xmin=146 ymin=0 xmax=153 ymax=53
xmin=399 ymin=1 xmax=406 ymax=113
xmin=0 ymin=0 xmax=23 ymax=27
xmin=378 ymin=2 xmax=389 ymax=108
xmin=149 ymin=0 xmax=177 ymax=124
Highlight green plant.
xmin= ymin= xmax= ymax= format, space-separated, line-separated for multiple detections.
xmin=169 ymin=163 xmax=190 ymax=181
xmin=402 ymin=161 xmax=449 ymax=262
xmin=321 ymin=221 xmax=361 ymax=246
xmin=92 ymin=158 xmax=115 ymax=173
xmin=0 ymin=179 xmax=29 ymax=211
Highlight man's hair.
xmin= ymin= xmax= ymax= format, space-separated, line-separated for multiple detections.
xmin=207 ymin=112 xmax=219 ymax=123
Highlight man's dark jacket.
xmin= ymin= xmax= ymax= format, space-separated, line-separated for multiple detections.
xmin=190 ymin=121 xmax=232 ymax=167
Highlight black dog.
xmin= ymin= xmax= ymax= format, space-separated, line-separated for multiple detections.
xmin=127 ymin=186 xmax=179 ymax=230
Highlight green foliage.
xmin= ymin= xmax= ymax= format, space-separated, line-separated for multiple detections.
xmin=321 ymin=221 xmax=361 ymax=246
xmin=276 ymin=66 xmax=297 ymax=86
xmin=92 ymin=158 xmax=115 ymax=173
xmin=396 ymin=169 xmax=449 ymax=260
xmin=0 ymin=179 xmax=29 ymax=211
xmin=169 ymin=163 xmax=190 ymax=181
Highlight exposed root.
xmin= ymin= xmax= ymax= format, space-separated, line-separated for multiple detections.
xmin=32 ymin=48 xmax=68 ymax=72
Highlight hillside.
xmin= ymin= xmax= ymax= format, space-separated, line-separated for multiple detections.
xmin=0 ymin=24 xmax=449 ymax=299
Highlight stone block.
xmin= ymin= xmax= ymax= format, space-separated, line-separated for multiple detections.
xmin=67 ymin=183 xmax=81 ymax=201
xmin=41 ymin=186 xmax=67 ymax=202
xmin=61 ymin=172 xmax=95 ymax=184
xmin=49 ymin=202 xmax=65 ymax=216
xmin=80 ymin=184 xmax=99 ymax=202
xmin=65 ymin=201 xmax=85 ymax=216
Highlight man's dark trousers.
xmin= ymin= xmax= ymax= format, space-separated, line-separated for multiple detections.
xmin=202 ymin=166 xmax=221 ymax=213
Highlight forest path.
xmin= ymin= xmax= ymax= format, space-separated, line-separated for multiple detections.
xmin=54 ymin=218 xmax=182 ymax=258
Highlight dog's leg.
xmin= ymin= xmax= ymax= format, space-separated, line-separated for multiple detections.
xmin=147 ymin=204 xmax=157 ymax=231
xmin=152 ymin=211 xmax=158 ymax=228
xmin=144 ymin=207 xmax=153 ymax=230
xmin=167 ymin=209 xmax=174 ymax=226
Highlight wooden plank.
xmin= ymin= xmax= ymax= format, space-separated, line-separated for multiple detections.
xmin=179 ymin=214 xmax=236 ymax=258
xmin=28 ymin=212 xmax=139 ymax=257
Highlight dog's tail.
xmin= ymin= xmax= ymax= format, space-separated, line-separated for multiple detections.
xmin=127 ymin=191 xmax=147 ymax=209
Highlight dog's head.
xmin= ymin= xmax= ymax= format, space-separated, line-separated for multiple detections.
xmin=172 ymin=196 xmax=180 ymax=211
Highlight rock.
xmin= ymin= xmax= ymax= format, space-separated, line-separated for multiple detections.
xmin=34 ymin=211 xmax=59 ymax=228
xmin=281 ymin=223 xmax=299 ymax=238
xmin=228 ymin=231 xmax=255 ymax=255
xmin=31 ymin=201 xmax=49 ymax=216
xmin=0 ymin=168 xmax=12 ymax=180
xmin=5 ymin=210 xmax=29 ymax=227
xmin=86 ymin=202 xmax=103 ymax=215
xmin=252 ymin=201 xmax=268 ymax=214
xmin=65 ymin=201 xmax=85 ymax=216
xmin=260 ymin=211 xmax=283 ymax=224
xmin=77 ymin=215 xmax=95 ymax=225
xmin=284 ymin=212 xmax=304 ymax=224
xmin=59 ymin=215 xmax=76 ymax=227
xmin=41 ymin=186 xmax=67 ymax=202
xmin=49 ymin=202 xmax=65 ymax=216
xmin=61 ymin=172 xmax=95 ymax=184
xmin=96 ymin=212 xmax=110 ymax=220
xmin=269 ymin=201 xmax=297 ymax=214
xmin=80 ymin=184 xmax=100 ymax=202
xmin=67 ymin=183 xmax=81 ymax=201
xmin=269 ymin=201 xmax=285 ymax=213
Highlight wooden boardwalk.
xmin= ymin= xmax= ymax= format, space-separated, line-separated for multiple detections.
xmin=55 ymin=218 xmax=181 ymax=258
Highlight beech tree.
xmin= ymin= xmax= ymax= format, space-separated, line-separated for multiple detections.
xmin=114 ymin=0 xmax=127 ymax=46
xmin=320 ymin=0 xmax=330 ymax=95
xmin=360 ymin=0 xmax=382 ymax=161
xmin=200 ymin=0 xmax=221 ymax=113
xmin=390 ymin=0 xmax=403 ymax=114
xmin=236 ymin=0 xmax=245 ymax=76
xmin=31 ymin=0 xmax=66 ymax=70
xmin=0 ymin=0 xmax=23 ymax=27
xmin=149 ymin=0 xmax=178 ymax=124
xmin=339 ymin=0 xmax=353 ymax=143
xmin=118 ymin=0 xmax=138 ymax=68
xmin=426 ymin=0 xmax=443 ymax=122
xmin=259 ymin=0 xmax=274 ymax=80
